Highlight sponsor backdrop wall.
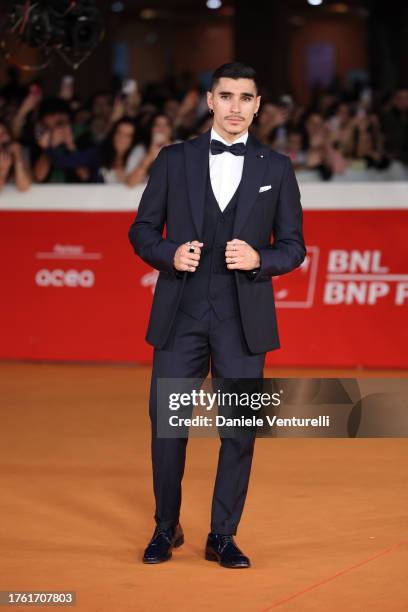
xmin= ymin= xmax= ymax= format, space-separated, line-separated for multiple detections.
xmin=1 ymin=183 xmax=407 ymax=368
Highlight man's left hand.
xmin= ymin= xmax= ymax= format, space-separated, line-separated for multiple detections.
xmin=225 ymin=239 xmax=260 ymax=271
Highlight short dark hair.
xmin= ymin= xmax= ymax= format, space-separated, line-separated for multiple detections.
xmin=38 ymin=97 xmax=71 ymax=120
xmin=210 ymin=62 xmax=259 ymax=93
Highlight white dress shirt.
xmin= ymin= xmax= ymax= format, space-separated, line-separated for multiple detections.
xmin=209 ymin=127 xmax=248 ymax=212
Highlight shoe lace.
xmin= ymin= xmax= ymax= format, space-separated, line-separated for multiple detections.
xmin=218 ymin=534 xmax=234 ymax=551
xmin=154 ymin=526 xmax=173 ymax=544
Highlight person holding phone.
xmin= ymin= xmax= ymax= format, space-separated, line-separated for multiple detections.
xmin=12 ymin=83 xmax=43 ymax=140
xmin=31 ymin=98 xmax=85 ymax=184
xmin=35 ymin=114 xmax=173 ymax=187
xmin=124 ymin=113 xmax=176 ymax=187
xmin=99 ymin=114 xmax=171 ymax=186
xmin=99 ymin=118 xmax=140 ymax=184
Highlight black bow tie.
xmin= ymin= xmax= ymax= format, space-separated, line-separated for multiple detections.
xmin=210 ymin=139 xmax=247 ymax=156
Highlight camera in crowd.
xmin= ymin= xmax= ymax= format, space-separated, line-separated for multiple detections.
xmin=8 ymin=0 xmax=104 ymax=54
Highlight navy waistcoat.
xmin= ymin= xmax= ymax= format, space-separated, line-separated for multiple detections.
xmin=178 ymin=166 xmax=241 ymax=320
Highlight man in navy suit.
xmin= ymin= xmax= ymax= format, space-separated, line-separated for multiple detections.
xmin=129 ymin=62 xmax=306 ymax=568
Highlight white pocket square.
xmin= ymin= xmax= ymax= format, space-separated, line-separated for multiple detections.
xmin=259 ymin=185 xmax=271 ymax=193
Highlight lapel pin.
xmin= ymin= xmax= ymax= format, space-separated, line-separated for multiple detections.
xmin=257 ymin=153 xmax=264 ymax=159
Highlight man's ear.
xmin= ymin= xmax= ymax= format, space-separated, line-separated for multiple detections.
xmin=255 ymin=95 xmax=261 ymax=114
xmin=207 ymin=90 xmax=213 ymax=112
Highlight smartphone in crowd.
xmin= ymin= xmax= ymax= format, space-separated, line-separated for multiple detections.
xmin=122 ymin=78 xmax=138 ymax=96
xmin=60 ymin=75 xmax=75 ymax=100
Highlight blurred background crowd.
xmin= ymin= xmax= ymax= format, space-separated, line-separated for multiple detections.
xmin=0 ymin=0 xmax=407 ymax=194
xmin=1 ymin=66 xmax=407 ymax=194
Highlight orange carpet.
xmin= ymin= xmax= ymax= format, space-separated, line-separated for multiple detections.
xmin=1 ymin=363 xmax=407 ymax=611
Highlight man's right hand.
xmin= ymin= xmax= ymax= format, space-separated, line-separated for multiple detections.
xmin=173 ymin=240 xmax=204 ymax=272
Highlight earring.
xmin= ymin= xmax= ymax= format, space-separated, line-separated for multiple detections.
xmin=254 ymin=112 xmax=258 ymax=118
xmin=209 ymin=109 xmax=214 ymax=115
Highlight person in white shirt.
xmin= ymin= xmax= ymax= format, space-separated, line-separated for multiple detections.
xmin=124 ymin=113 xmax=178 ymax=188
xmin=100 ymin=117 xmax=145 ymax=186
xmin=129 ymin=62 xmax=305 ymax=569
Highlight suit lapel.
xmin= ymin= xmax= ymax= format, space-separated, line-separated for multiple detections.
xmin=233 ymin=132 xmax=269 ymax=237
xmin=184 ymin=129 xmax=211 ymax=241
xmin=183 ymin=129 xmax=268 ymax=240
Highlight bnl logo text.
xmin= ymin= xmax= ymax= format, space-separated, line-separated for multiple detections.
xmin=324 ymin=250 xmax=408 ymax=305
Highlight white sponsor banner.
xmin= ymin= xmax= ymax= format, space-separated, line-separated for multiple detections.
xmin=0 ymin=182 xmax=407 ymax=212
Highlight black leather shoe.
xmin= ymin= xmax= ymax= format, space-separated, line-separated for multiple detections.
xmin=205 ymin=533 xmax=250 ymax=568
xmin=142 ymin=523 xmax=184 ymax=564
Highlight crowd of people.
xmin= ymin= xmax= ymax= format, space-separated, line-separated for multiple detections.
xmin=0 ymin=66 xmax=407 ymax=194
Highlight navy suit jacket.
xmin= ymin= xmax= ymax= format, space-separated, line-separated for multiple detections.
xmin=128 ymin=128 xmax=306 ymax=354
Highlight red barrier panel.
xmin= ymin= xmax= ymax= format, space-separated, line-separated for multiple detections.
xmin=1 ymin=209 xmax=407 ymax=368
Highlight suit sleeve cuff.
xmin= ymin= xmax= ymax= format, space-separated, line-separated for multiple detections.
xmin=245 ymin=267 xmax=261 ymax=281
xmin=245 ymin=249 xmax=262 ymax=281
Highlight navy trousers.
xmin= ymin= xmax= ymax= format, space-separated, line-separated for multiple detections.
xmin=148 ymin=307 xmax=265 ymax=535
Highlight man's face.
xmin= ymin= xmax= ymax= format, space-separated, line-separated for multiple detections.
xmin=207 ymin=77 xmax=260 ymax=141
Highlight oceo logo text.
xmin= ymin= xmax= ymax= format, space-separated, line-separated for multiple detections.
xmin=35 ymin=269 xmax=95 ymax=288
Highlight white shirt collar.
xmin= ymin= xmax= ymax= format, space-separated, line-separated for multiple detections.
xmin=210 ymin=127 xmax=248 ymax=147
